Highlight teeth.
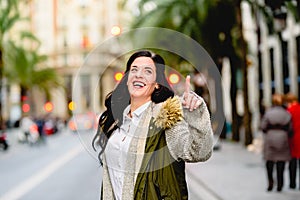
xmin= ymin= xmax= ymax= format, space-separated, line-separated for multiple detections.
xmin=133 ymin=81 xmax=145 ymax=87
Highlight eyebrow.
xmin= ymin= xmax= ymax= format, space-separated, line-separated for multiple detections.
xmin=131 ymin=65 xmax=154 ymax=71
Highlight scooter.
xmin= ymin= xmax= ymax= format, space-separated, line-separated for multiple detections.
xmin=0 ymin=130 xmax=9 ymax=151
xmin=17 ymin=124 xmax=40 ymax=145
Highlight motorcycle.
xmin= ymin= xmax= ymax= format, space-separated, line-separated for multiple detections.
xmin=17 ymin=123 xmax=40 ymax=145
xmin=0 ymin=130 xmax=9 ymax=151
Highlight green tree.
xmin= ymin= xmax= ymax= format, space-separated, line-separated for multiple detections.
xmin=0 ymin=0 xmax=24 ymax=126
xmin=4 ymin=40 xmax=62 ymax=116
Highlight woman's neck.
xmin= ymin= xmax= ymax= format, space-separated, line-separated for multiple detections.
xmin=130 ymin=98 xmax=151 ymax=113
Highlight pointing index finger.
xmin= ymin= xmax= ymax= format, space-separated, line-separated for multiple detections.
xmin=185 ymin=75 xmax=191 ymax=94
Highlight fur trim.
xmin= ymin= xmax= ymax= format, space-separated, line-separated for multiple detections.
xmin=154 ymin=96 xmax=183 ymax=129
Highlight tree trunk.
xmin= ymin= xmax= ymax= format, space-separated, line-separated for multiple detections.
xmin=20 ymin=86 xmax=28 ymax=117
xmin=230 ymin=57 xmax=241 ymax=141
xmin=236 ymin=0 xmax=253 ymax=146
xmin=214 ymin=59 xmax=227 ymax=139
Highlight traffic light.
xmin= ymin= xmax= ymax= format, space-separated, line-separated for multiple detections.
xmin=22 ymin=103 xmax=30 ymax=113
xmin=44 ymin=102 xmax=53 ymax=112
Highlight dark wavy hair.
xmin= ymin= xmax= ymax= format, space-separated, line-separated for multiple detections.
xmin=92 ymin=50 xmax=174 ymax=164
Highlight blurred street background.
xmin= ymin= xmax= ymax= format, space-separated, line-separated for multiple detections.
xmin=1 ymin=0 xmax=300 ymax=199
xmin=1 ymin=128 xmax=299 ymax=200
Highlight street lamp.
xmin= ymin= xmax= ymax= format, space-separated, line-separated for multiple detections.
xmin=111 ymin=25 xmax=121 ymax=36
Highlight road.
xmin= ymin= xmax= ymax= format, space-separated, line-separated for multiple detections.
xmin=0 ymin=128 xmax=101 ymax=200
xmin=0 ymin=128 xmax=228 ymax=200
xmin=6 ymin=128 xmax=297 ymax=200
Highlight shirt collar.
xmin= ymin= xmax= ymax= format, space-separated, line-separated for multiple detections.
xmin=123 ymin=101 xmax=151 ymax=119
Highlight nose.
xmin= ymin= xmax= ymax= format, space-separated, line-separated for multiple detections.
xmin=135 ymin=69 xmax=143 ymax=78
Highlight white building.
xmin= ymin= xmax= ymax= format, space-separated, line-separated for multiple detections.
xmin=233 ymin=0 xmax=300 ymax=133
xmin=18 ymin=0 xmax=134 ymax=120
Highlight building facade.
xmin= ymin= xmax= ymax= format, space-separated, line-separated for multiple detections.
xmin=5 ymin=0 xmax=300 ymax=135
xmin=239 ymin=0 xmax=300 ymax=132
xmin=23 ymin=0 xmax=133 ymax=120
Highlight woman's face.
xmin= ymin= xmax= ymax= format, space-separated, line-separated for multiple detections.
xmin=127 ymin=56 xmax=157 ymax=101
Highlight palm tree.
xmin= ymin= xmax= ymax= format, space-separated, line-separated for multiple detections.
xmin=133 ymin=0 xmax=208 ymax=37
xmin=0 ymin=0 xmax=24 ymax=126
xmin=129 ymin=0 xmax=248 ymax=142
xmin=3 ymin=41 xmax=62 ymax=116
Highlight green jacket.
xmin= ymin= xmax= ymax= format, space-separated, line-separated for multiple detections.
xmin=100 ymin=96 xmax=213 ymax=200
xmin=134 ymin=118 xmax=188 ymax=200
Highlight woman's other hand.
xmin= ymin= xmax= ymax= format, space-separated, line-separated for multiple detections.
xmin=182 ymin=75 xmax=202 ymax=112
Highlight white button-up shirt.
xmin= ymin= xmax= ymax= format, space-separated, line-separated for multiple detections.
xmin=105 ymin=101 xmax=151 ymax=200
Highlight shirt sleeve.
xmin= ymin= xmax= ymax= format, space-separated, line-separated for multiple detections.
xmin=165 ymin=97 xmax=214 ymax=162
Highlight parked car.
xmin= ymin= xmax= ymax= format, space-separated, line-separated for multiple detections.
xmin=43 ymin=118 xmax=58 ymax=135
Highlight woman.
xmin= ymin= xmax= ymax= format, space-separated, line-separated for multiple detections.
xmin=93 ymin=50 xmax=214 ymax=199
xmin=284 ymin=93 xmax=300 ymax=189
xmin=261 ymin=94 xmax=292 ymax=192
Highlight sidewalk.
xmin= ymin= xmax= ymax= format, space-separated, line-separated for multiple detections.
xmin=186 ymin=135 xmax=299 ymax=200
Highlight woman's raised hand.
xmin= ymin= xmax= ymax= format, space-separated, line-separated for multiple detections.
xmin=182 ymin=75 xmax=202 ymax=111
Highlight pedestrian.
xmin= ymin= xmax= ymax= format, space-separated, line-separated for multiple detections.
xmin=284 ymin=93 xmax=300 ymax=189
xmin=20 ymin=115 xmax=35 ymax=143
xmin=260 ymin=93 xmax=292 ymax=192
xmin=35 ymin=115 xmax=46 ymax=142
xmin=92 ymin=50 xmax=214 ymax=199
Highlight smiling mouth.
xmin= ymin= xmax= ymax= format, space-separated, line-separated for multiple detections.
xmin=133 ymin=81 xmax=146 ymax=88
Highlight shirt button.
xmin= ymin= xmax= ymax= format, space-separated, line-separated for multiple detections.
xmin=150 ymin=126 xmax=153 ymax=129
